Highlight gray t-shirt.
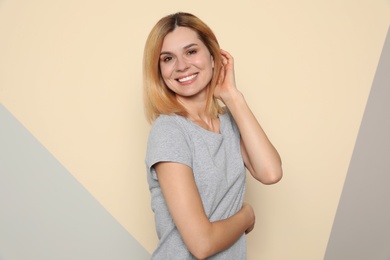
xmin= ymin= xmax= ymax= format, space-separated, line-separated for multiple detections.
xmin=145 ymin=109 xmax=247 ymax=259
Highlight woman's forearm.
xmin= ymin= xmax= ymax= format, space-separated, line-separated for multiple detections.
xmin=223 ymin=90 xmax=282 ymax=184
xmin=189 ymin=203 xmax=255 ymax=259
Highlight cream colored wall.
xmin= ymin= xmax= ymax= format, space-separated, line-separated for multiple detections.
xmin=1 ymin=1 xmax=389 ymax=259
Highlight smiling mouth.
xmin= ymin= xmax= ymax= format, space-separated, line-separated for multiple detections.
xmin=177 ymin=73 xmax=198 ymax=83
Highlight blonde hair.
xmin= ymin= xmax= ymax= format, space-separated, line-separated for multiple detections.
xmin=143 ymin=12 xmax=225 ymax=124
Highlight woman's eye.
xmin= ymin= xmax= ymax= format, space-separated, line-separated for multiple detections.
xmin=162 ymin=56 xmax=172 ymax=63
xmin=188 ymin=49 xmax=197 ymax=55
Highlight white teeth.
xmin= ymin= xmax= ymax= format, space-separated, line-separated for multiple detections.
xmin=178 ymin=74 xmax=197 ymax=82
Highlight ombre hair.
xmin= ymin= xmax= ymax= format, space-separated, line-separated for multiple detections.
xmin=143 ymin=12 xmax=225 ymax=124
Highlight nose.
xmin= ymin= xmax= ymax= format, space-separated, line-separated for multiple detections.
xmin=175 ymin=57 xmax=189 ymax=71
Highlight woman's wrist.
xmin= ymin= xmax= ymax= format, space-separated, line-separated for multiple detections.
xmin=220 ymin=89 xmax=243 ymax=108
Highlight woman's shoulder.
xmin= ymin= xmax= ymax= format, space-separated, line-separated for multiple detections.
xmin=149 ymin=114 xmax=188 ymax=137
xmin=152 ymin=114 xmax=185 ymax=129
xmin=147 ymin=114 xmax=192 ymax=156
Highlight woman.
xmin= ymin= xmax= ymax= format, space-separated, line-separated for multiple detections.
xmin=144 ymin=12 xmax=282 ymax=259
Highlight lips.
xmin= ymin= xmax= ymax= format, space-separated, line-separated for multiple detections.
xmin=177 ymin=73 xmax=198 ymax=83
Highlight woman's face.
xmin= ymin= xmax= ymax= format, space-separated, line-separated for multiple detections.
xmin=159 ymin=26 xmax=214 ymax=100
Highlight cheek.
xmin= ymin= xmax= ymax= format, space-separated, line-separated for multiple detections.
xmin=203 ymin=58 xmax=214 ymax=75
xmin=159 ymin=64 xmax=171 ymax=79
xmin=194 ymin=57 xmax=213 ymax=70
xmin=159 ymin=66 xmax=175 ymax=90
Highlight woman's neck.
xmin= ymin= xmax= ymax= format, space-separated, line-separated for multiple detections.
xmin=176 ymin=91 xmax=219 ymax=133
xmin=187 ymin=111 xmax=220 ymax=134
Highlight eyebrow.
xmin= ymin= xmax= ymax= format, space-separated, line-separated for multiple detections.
xmin=160 ymin=43 xmax=199 ymax=56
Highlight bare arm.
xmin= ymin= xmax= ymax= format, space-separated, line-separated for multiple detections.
xmin=155 ymin=162 xmax=255 ymax=259
xmin=215 ymin=50 xmax=283 ymax=184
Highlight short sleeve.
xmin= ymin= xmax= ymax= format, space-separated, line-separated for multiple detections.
xmin=145 ymin=115 xmax=192 ymax=180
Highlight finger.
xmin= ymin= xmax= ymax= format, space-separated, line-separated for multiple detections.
xmin=220 ymin=49 xmax=234 ymax=63
xmin=220 ymin=52 xmax=235 ymax=79
xmin=220 ymin=53 xmax=228 ymax=66
xmin=217 ymin=64 xmax=225 ymax=85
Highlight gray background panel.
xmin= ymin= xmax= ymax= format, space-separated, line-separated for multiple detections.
xmin=324 ymin=26 xmax=390 ymax=260
xmin=0 ymin=104 xmax=151 ymax=260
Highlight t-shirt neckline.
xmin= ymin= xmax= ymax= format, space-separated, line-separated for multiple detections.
xmin=184 ymin=113 xmax=225 ymax=137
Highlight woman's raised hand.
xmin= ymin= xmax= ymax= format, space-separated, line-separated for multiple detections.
xmin=214 ymin=49 xmax=241 ymax=103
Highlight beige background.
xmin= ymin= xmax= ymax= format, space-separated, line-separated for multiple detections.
xmin=1 ymin=0 xmax=389 ymax=259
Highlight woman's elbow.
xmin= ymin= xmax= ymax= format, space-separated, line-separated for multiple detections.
xmin=187 ymin=239 xmax=213 ymax=260
xmin=256 ymin=167 xmax=283 ymax=185
xmin=191 ymin=250 xmax=210 ymax=260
